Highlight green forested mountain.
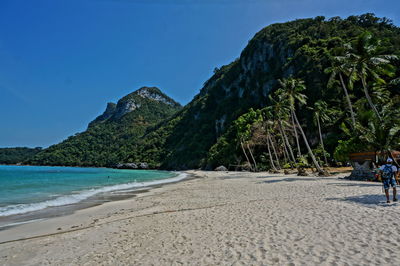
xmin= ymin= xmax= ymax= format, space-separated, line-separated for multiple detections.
xmin=27 ymin=14 xmax=400 ymax=170
xmin=28 ymin=87 xmax=181 ymax=167
xmin=0 ymin=147 xmax=42 ymax=164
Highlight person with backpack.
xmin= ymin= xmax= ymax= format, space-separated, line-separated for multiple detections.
xmin=379 ymin=158 xmax=398 ymax=203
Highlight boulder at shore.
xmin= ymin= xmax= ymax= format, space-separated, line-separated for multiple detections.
xmin=114 ymin=163 xmax=149 ymax=169
xmin=215 ymin=165 xmax=228 ymax=171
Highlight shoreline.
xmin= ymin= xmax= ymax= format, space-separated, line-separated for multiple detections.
xmin=0 ymin=170 xmax=199 ymax=244
xmin=1 ymin=170 xmax=400 ymax=265
xmin=0 ymin=170 xmax=191 ymax=231
xmin=0 ymin=172 xmax=196 ymax=245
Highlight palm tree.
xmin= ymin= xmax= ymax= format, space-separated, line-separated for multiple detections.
xmin=267 ymin=97 xmax=296 ymax=165
xmin=268 ymin=116 xmax=291 ymax=165
xmin=262 ymin=109 xmax=282 ymax=170
xmin=354 ymin=101 xmax=400 ymax=157
xmin=247 ymin=142 xmax=258 ymax=172
xmin=340 ymin=32 xmax=398 ymax=120
xmin=277 ymin=78 xmax=304 ymax=158
xmin=264 ymin=129 xmax=278 ymax=172
xmin=268 ymin=134 xmax=282 ymax=169
xmin=310 ymin=100 xmax=330 ymax=165
xmin=236 ymin=109 xmax=267 ymax=172
xmin=240 ymin=140 xmax=253 ymax=171
xmin=325 ymin=56 xmax=356 ymax=127
xmin=276 ymin=78 xmax=325 ymax=174
xmin=235 ymin=113 xmax=256 ymax=171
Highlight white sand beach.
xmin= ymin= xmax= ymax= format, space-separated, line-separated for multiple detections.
xmin=1 ymin=170 xmax=400 ymax=265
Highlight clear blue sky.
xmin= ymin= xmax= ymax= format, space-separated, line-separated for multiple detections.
xmin=1 ymin=0 xmax=399 ymax=148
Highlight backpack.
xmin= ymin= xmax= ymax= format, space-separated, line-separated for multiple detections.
xmin=382 ymin=165 xmax=393 ymax=180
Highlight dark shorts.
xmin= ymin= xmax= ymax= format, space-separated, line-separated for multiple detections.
xmin=383 ymin=178 xmax=396 ymax=190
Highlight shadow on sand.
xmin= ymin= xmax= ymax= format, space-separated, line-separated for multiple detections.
xmin=222 ymin=174 xmax=282 ymax=180
xmin=326 ymin=194 xmax=398 ymax=207
xmin=328 ymin=182 xmax=381 ymax=188
xmin=258 ymin=177 xmax=320 ymax=184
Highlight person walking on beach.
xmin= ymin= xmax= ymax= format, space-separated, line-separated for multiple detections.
xmin=379 ymin=158 xmax=398 ymax=203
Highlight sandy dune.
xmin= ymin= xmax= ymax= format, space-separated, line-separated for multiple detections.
xmin=1 ymin=170 xmax=400 ymax=265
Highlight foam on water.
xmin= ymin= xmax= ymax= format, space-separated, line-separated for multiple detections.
xmin=0 ymin=172 xmax=187 ymax=217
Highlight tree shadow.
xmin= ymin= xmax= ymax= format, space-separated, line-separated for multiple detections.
xmin=328 ymin=182 xmax=381 ymax=188
xmin=258 ymin=177 xmax=320 ymax=184
xmin=223 ymin=174 xmax=282 ymax=180
xmin=326 ymin=194 xmax=397 ymax=207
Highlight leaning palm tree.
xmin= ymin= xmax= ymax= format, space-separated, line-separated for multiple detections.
xmin=309 ymin=100 xmax=331 ymax=165
xmin=235 ymin=110 xmax=262 ymax=171
xmin=268 ymin=134 xmax=281 ymax=169
xmin=262 ymin=109 xmax=282 ymax=170
xmin=325 ymin=55 xmax=356 ymax=127
xmin=339 ymin=32 xmax=398 ymax=120
xmin=277 ymin=78 xmax=304 ymax=158
xmin=267 ymin=97 xmax=296 ymax=165
xmin=276 ymin=78 xmax=325 ymax=174
xmin=266 ymin=109 xmax=290 ymax=166
xmin=260 ymin=122 xmax=278 ymax=172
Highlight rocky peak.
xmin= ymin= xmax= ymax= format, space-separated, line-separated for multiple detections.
xmin=88 ymin=86 xmax=181 ymax=127
xmin=135 ymin=87 xmax=179 ymax=107
xmin=114 ymin=99 xmax=141 ymax=119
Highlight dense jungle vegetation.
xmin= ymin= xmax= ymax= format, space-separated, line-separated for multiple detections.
xmin=0 ymin=147 xmax=42 ymax=164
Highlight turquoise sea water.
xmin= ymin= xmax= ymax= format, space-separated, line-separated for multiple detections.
xmin=0 ymin=165 xmax=184 ymax=217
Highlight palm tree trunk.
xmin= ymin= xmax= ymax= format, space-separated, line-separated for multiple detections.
xmin=339 ymin=73 xmax=356 ymax=127
xmin=266 ymin=134 xmax=277 ymax=171
xmin=247 ymin=143 xmax=258 ymax=172
xmin=361 ymin=77 xmax=382 ymax=120
xmin=269 ymin=134 xmax=281 ymax=169
xmin=279 ymin=120 xmax=296 ymax=164
xmin=281 ymin=136 xmax=289 ymax=164
xmin=293 ymin=112 xmax=324 ymax=173
xmin=240 ymin=141 xmax=253 ymax=171
xmin=277 ymin=123 xmax=289 ymax=163
xmin=291 ymin=110 xmax=302 ymax=158
xmin=317 ymin=115 xmax=328 ymax=165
